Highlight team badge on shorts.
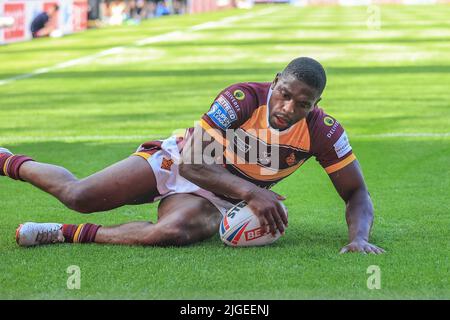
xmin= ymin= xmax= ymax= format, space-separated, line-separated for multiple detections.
xmin=233 ymin=89 xmax=245 ymax=100
xmin=161 ymin=157 xmax=174 ymax=171
xmin=324 ymin=116 xmax=335 ymax=126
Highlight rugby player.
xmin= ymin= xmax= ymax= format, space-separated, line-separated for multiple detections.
xmin=1 ymin=57 xmax=385 ymax=254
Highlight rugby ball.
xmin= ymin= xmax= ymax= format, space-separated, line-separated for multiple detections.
xmin=219 ymin=201 xmax=288 ymax=247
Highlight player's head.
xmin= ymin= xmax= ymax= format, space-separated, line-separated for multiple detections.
xmin=269 ymin=57 xmax=326 ymax=130
xmin=48 ymin=4 xmax=59 ymax=15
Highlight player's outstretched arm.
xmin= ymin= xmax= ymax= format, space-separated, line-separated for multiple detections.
xmin=178 ymin=125 xmax=288 ymax=236
xmin=328 ymin=160 xmax=386 ymax=254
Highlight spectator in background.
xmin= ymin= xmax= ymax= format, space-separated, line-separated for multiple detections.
xmin=155 ymin=1 xmax=170 ymax=17
xmin=135 ymin=0 xmax=146 ymax=20
xmin=109 ymin=0 xmax=126 ymax=25
xmin=30 ymin=4 xmax=60 ymax=38
xmin=173 ymin=0 xmax=186 ymax=15
xmin=146 ymin=0 xmax=157 ymax=18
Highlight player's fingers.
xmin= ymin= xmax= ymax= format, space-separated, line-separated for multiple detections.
xmin=366 ymin=246 xmax=377 ymax=254
xmin=374 ymin=246 xmax=385 ymax=254
xmin=271 ymin=208 xmax=285 ymax=235
xmin=369 ymin=246 xmax=380 ymax=254
xmin=371 ymin=244 xmax=384 ymax=254
xmin=284 ymin=206 xmax=289 ymax=227
xmin=275 ymin=201 xmax=288 ymax=227
xmin=371 ymin=245 xmax=385 ymax=254
xmin=272 ymin=191 xmax=286 ymax=201
xmin=256 ymin=214 xmax=269 ymax=235
xmin=264 ymin=211 xmax=277 ymax=236
xmin=357 ymin=246 xmax=367 ymax=254
xmin=339 ymin=246 xmax=349 ymax=254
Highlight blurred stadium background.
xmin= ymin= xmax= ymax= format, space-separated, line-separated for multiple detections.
xmin=0 ymin=0 xmax=449 ymax=299
xmin=1 ymin=0 xmax=450 ymax=44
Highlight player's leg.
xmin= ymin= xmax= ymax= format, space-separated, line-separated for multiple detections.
xmin=94 ymin=193 xmax=222 ymax=246
xmin=16 ymin=193 xmax=222 ymax=247
xmin=1 ymin=147 xmax=159 ymax=213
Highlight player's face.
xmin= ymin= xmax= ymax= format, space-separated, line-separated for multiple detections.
xmin=48 ymin=6 xmax=58 ymax=16
xmin=269 ymin=74 xmax=321 ymax=131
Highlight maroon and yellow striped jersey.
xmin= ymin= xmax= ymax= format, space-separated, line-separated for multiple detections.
xmin=199 ymin=82 xmax=356 ymax=189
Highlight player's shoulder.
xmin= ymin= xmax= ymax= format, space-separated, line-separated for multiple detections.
xmin=203 ymin=82 xmax=270 ymax=131
xmin=307 ymin=106 xmax=351 ymax=156
xmin=219 ymin=81 xmax=271 ymax=106
xmin=307 ymin=107 xmax=344 ymax=138
xmin=214 ymin=81 xmax=270 ymax=119
xmin=306 ymin=107 xmax=355 ymax=171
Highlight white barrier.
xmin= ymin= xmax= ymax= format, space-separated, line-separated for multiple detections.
xmin=290 ymin=0 xmax=450 ymax=4
xmin=0 ymin=0 xmax=87 ymax=44
xmin=187 ymin=0 xmax=235 ymax=14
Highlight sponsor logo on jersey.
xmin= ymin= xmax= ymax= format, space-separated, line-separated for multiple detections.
xmin=233 ymin=89 xmax=246 ymax=100
xmin=207 ymin=98 xmax=237 ymax=130
xmin=224 ymin=90 xmax=242 ymax=112
xmin=333 ymin=132 xmax=352 ymax=158
xmin=216 ymin=95 xmax=237 ymax=120
xmin=326 ymin=120 xmax=340 ymax=138
xmin=324 ymin=116 xmax=335 ymax=126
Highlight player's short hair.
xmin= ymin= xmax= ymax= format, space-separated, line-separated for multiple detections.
xmin=281 ymin=57 xmax=327 ymax=95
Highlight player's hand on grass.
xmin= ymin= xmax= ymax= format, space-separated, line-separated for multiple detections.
xmin=339 ymin=239 xmax=386 ymax=255
xmin=244 ymin=187 xmax=288 ymax=237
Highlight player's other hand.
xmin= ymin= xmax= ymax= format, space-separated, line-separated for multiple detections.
xmin=339 ymin=239 xmax=386 ymax=255
xmin=243 ymin=187 xmax=288 ymax=237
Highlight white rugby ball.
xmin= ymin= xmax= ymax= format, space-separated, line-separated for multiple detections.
xmin=219 ymin=200 xmax=288 ymax=247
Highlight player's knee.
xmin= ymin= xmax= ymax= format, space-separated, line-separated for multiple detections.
xmin=62 ymin=182 xmax=96 ymax=214
xmin=142 ymin=219 xmax=196 ymax=246
xmin=162 ymin=223 xmax=194 ymax=246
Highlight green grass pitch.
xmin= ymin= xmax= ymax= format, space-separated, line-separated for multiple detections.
xmin=0 ymin=4 xmax=449 ymax=299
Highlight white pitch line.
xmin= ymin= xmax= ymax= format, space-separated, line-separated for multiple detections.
xmin=134 ymin=31 xmax=184 ymax=46
xmin=0 ymin=8 xmax=278 ymax=87
xmin=0 ymin=47 xmax=128 ymax=86
xmin=136 ymin=7 xmax=277 ymax=44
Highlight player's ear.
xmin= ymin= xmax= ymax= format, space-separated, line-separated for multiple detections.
xmin=271 ymin=73 xmax=281 ymax=89
xmin=315 ymin=97 xmax=322 ymax=107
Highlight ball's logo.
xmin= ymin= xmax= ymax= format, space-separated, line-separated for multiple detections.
xmin=233 ymin=89 xmax=245 ymax=100
xmin=324 ymin=116 xmax=335 ymax=126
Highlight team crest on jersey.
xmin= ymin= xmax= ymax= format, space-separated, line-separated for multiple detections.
xmin=233 ymin=89 xmax=245 ymax=100
xmin=324 ymin=116 xmax=335 ymax=126
xmin=161 ymin=157 xmax=174 ymax=171
xmin=285 ymin=152 xmax=297 ymax=166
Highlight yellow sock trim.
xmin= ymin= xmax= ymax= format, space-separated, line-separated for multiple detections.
xmin=3 ymin=155 xmax=13 ymax=177
xmin=73 ymin=224 xmax=85 ymax=243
